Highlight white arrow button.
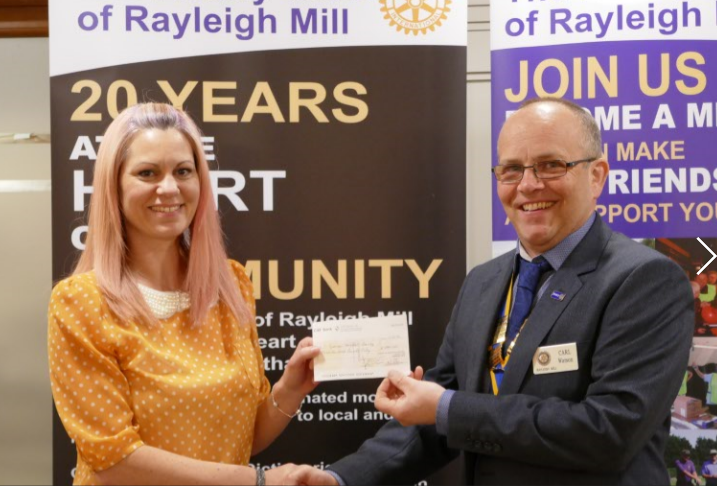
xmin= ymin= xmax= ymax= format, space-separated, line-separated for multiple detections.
xmin=697 ymin=237 xmax=717 ymax=275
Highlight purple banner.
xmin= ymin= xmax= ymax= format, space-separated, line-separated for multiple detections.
xmin=492 ymin=40 xmax=717 ymax=241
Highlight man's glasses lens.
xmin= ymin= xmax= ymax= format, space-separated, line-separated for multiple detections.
xmin=494 ymin=160 xmax=568 ymax=183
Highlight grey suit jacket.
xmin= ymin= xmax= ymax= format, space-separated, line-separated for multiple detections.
xmin=329 ymin=216 xmax=694 ymax=485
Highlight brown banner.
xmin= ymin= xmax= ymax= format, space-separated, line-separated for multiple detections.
xmin=51 ymin=46 xmax=466 ymax=484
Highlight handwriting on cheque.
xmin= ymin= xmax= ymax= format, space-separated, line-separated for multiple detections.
xmin=320 ymin=337 xmax=407 ymax=369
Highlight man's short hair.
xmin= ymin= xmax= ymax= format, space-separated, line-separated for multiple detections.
xmin=518 ymin=97 xmax=603 ymax=160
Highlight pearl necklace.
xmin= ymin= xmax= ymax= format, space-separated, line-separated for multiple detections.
xmin=137 ymin=283 xmax=191 ymax=319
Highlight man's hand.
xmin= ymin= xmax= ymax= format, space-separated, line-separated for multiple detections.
xmin=374 ymin=368 xmax=445 ymax=426
xmin=266 ymin=464 xmax=338 ymax=485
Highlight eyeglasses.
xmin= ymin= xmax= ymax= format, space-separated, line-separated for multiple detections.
xmin=492 ymin=158 xmax=597 ymax=184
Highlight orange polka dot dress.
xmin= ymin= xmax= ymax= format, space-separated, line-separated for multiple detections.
xmin=48 ymin=260 xmax=270 ymax=485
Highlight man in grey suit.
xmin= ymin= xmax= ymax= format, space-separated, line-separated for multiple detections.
xmin=290 ymin=97 xmax=693 ymax=485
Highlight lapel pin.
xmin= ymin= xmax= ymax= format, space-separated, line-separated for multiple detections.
xmin=550 ymin=291 xmax=566 ymax=302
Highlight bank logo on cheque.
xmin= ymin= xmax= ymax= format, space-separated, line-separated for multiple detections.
xmin=380 ymin=0 xmax=450 ymax=35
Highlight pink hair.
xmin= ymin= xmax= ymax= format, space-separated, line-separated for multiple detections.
xmin=74 ymin=102 xmax=251 ymax=328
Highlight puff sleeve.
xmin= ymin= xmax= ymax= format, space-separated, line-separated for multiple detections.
xmin=48 ymin=275 xmax=144 ymax=472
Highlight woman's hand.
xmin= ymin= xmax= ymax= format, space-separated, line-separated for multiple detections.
xmin=276 ymin=337 xmax=321 ymax=400
xmin=252 ymin=338 xmax=321 ymax=454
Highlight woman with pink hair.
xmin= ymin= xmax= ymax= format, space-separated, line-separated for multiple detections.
xmin=48 ymin=103 xmax=319 ymax=485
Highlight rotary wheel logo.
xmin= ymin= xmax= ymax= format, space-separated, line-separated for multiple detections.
xmin=537 ymin=352 xmax=551 ymax=366
xmin=380 ymin=0 xmax=451 ymax=35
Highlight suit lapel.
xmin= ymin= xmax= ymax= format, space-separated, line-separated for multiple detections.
xmin=499 ymin=271 xmax=583 ymax=394
xmin=465 ymin=255 xmax=513 ymax=392
xmin=498 ymin=215 xmax=612 ymax=395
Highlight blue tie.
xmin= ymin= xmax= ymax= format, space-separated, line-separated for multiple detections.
xmin=505 ymin=256 xmax=550 ymax=349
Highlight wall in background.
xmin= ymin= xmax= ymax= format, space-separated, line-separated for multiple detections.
xmin=0 ymin=36 xmax=53 ymax=485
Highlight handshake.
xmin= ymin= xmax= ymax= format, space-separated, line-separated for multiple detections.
xmin=261 ymin=365 xmax=446 ymax=485
xmin=260 ymin=464 xmax=337 ymax=486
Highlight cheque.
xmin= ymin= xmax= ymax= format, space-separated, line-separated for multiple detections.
xmin=312 ymin=314 xmax=411 ymax=381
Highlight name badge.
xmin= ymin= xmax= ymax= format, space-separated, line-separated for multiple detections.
xmin=532 ymin=343 xmax=579 ymax=375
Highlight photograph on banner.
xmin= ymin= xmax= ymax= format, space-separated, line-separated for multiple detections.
xmin=655 ymin=238 xmax=717 ymax=337
xmin=654 ymin=238 xmax=717 ymax=431
xmin=49 ymin=0 xmax=467 ymax=484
